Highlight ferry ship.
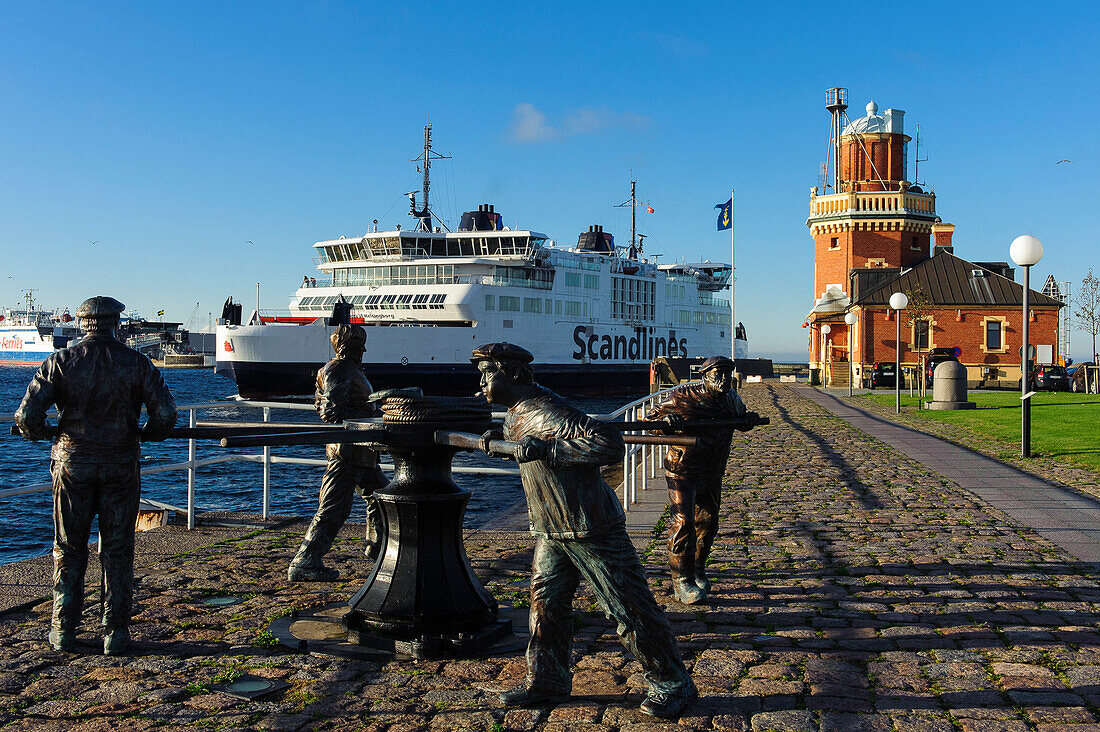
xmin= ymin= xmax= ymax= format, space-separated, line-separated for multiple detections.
xmin=216 ymin=127 xmax=746 ymax=398
xmin=0 ymin=292 xmax=78 ymax=365
xmin=1 ymin=290 xmax=194 ymax=366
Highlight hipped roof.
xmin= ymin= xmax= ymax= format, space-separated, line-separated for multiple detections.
xmin=854 ymin=251 xmax=1063 ymax=308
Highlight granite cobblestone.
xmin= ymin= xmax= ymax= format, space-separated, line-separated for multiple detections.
xmin=2 ymin=383 xmax=1100 ymax=729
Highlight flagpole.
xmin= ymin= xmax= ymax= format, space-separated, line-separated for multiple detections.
xmin=730 ymin=188 xmax=735 ymax=361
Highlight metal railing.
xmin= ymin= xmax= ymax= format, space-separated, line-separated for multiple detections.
xmin=1 ymin=386 xmax=688 ymax=524
xmin=599 ymin=384 xmax=686 ymax=510
xmin=0 ymin=401 xmax=521 ymax=529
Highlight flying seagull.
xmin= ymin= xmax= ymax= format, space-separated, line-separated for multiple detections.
xmin=246 ymin=240 xmax=255 ymax=245
xmin=90 ymin=240 xmax=99 ymax=245
xmin=1057 ymin=159 xmax=1073 ymax=164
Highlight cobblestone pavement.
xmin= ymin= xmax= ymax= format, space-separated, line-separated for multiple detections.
xmin=2 ymin=382 xmax=1100 ymax=731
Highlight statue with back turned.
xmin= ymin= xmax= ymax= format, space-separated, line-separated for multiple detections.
xmin=473 ymin=342 xmax=697 ymax=719
xmin=288 ymin=323 xmax=385 ymax=582
xmin=15 ymin=296 xmax=177 ymax=656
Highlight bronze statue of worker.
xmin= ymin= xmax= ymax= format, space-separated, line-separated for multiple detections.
xmin=288 ymin=324 xmax=385 ymax=582
xmin=15 ymin=296 xmax=177 ymax=655
xmin=645 ymin=355 xmax=755 ymax=604
xmin=473 ymin=343 xmax=697 ymax=719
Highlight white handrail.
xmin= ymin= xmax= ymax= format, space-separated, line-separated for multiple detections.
xmin=600 ymin=383 xmax=695 ymax=511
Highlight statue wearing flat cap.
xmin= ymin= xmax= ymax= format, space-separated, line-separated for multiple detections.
xmin=473 ymin=342 xmax=697 ymax=719
xmin=288 ymin=324 xmax=385 ymax=582
xmin=15 ymin=296 xmax=177 ymax=655
xmin=645 ymin=355 xmax=755 ymax=604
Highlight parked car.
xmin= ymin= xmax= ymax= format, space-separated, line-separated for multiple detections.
xmin=924 ymin=347 xmax=960 ymax=386
xmin=869 ymin=361 xmax=903 ymax=389
xmin=1029 ymin=364 xmax=1070 ymax=391
xmin=1068 ymin=363 xmax=1097 ymax=393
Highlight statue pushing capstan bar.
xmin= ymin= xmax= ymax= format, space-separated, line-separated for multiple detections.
xmin=645 ymin=356 xmax=766 ymax=604
xmin=471 ymin=342 xmax=698 ymax=719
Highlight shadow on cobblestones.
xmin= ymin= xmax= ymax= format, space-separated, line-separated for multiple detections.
xmin=2 ymin=383 xmax=1100 ymax=730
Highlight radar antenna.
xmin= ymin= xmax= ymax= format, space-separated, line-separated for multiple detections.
xmin=409 ymin=121 xmax=452 ymax=233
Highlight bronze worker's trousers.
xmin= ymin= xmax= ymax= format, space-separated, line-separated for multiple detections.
xmin=526 ymin=527 xmax=693 ymax=696
xmin=292 ymin=458 xmax=383 ymax=568
xmin=665 ymin=476 xmax=720 ymax=581
xmin=51 ymin=460 xmax=141 ymax=632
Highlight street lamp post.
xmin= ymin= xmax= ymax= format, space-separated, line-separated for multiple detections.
xmin=844 ymin=312 xmax=858 ymax=397
xmin=821 ymin=324 xmax=831 ymax=388
xmin=1010 ymin=235 xmax=1043 ymax=457
xmin=889 ymin=292 xmax=909 ymax=413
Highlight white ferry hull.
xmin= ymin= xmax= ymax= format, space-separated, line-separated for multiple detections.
xmin=0 ymin=326 xmax=60 ymax=366
xmin=217 ymin=321 xmax=746 ymax=397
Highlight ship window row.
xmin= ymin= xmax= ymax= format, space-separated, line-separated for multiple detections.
xmin=562 ymin=272 xmax=601 ymax=289
xmin=329 ymin=264 xmax=457 ymax=287
xmin=486 ymin=295 xmax=587 ymax=317
xmin=297 ymin=293 xmax=446 ymax=311
xmin=547 ymin=251 xmax=601 ymax=271
xmin=319 ymin=236 xmax=548 ymax=262
xmin=491 ymin=266 xmax=554 ymax=290
xmin=611 ymin=276 xmax=656 ymax=321
xmin=664 ymin=283 xmax=687 ymax=299
xmin=675 ymin=309 xmax=731 ymax=325
xmin=699 ymin=293 xmax=730 ymax=308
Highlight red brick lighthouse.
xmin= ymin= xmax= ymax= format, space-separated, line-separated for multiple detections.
xmin=806 ymin=89 xmax=941 ymax=384
xmin=805 ymin=88 xmax=1062 ymax=388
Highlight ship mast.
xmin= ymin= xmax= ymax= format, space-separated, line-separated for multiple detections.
xmin=615 ymin=176 xmax=648 ymax=260
xmin=409 ymin=122 xmax=451 ymax=233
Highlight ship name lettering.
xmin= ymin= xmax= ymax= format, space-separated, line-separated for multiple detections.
xmin=571 ymin=326 xmax=687 ymax=362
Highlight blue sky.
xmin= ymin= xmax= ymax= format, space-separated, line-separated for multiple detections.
xmin=1 ymin=2 xmax=1096 ymax=361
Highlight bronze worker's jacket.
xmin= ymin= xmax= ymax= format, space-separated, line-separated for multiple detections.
xmin=505 ymin=386 xmax=626 ymax=539
xmin=16 ymin=333 xmax=177 ymax=463
xmin=645 ymin=383 xmax=746 ymax=482
xmin=315 ymin=356 xmax=378 ymax=466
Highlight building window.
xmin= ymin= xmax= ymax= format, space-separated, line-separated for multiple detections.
xmin=911 ymin=236 xmax=921 ymax=250
xmin=986 ymin=320 xmax=1001 ymax=350
xmin=914 ymin=320 xmax=929 ymax=351
xmin=829 ymin=237 xmax=839 ymax=250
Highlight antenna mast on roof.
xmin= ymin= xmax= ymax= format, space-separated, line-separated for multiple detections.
xmin=914 ymin=123 xmax=928 ymax=187
xmin=825 ymin=88 xmax=848 ymax=193
xmin=409 ymin=121 xmax=451 ymax=233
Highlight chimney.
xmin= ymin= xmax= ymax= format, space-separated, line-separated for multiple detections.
xmin=932 ymin=222 xmax=955 ymax=255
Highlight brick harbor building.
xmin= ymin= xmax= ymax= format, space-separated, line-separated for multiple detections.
xmin=805 ymin=90 xmax=1062 ymax=388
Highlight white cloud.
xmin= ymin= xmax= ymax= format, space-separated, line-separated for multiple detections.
xmin=508 ymin=103 xmax=650 ymax=144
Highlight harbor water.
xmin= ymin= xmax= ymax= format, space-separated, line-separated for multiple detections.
xmin=0 ymin=366 xmax=629 ymax=565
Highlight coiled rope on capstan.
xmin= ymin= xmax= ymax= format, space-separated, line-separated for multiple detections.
xmin=374 ymin=391 xmax=492 ymax=424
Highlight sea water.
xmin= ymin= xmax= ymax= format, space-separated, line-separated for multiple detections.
xmin=0 ymin=366 xmax=629 ymax=565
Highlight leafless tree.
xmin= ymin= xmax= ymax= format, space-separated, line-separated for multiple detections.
xmin=1076 ymin=268 xmax=1100 ymax=362
xmin=904 ymin=284 xmax=934 ymax=395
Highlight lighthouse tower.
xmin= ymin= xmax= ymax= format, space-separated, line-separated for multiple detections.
xmin=806 ymin=89 xmax=941 ymax=383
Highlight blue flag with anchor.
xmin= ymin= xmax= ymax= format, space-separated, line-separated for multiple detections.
xmin=715 ymin=198 xmax=732 ymax=231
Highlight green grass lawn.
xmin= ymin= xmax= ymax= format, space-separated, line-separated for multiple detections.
xmin=858 ymin=391 xmax=1100 ymax=471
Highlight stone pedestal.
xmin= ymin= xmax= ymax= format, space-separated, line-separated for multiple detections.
xmin=925 ymin=361 xmax=976 ymax=410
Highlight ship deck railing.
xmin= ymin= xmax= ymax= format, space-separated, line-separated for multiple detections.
xmin=0 ymin=385 xmax=685 ymax=528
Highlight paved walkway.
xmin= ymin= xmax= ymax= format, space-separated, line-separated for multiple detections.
xmin=802 ymin=386 xmax=1100 ymax=563
xmin=0 ymin=382 xmax=1099 ymax=731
